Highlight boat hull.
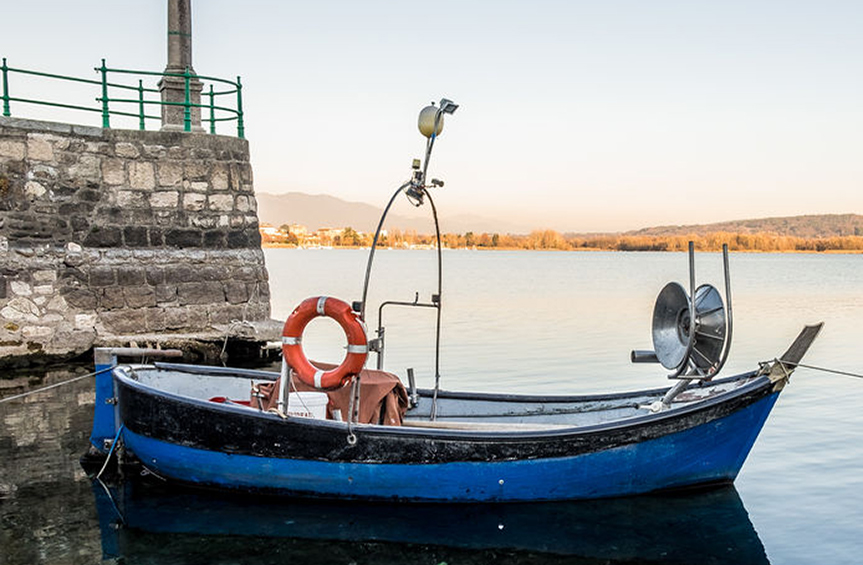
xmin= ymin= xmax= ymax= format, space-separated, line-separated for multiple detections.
xmin=115 ymin=373 xmax=780 ymax=502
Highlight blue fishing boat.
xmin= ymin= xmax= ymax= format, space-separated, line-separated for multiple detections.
xmin=83 ymin=99 xmax=822 ymax=502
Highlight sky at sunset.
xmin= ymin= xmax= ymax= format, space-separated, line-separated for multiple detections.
xmin=3 ymin=1 xmax=861 ymax=232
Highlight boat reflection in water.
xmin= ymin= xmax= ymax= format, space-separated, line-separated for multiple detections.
xmin=91 ymin=478 xmax=769 ymax=564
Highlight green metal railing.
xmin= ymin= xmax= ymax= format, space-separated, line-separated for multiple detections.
xmin=1 ymin=58 xmax=244 ymax=138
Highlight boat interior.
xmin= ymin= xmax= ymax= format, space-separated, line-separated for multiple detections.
xmin=115 ymin=362 xmax=764 ymax=432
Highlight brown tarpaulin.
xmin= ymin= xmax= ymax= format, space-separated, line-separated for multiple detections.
xmin=254 ymin=364 xmax=409 ymax=426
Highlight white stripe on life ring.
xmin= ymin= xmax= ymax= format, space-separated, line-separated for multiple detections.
xmin=347 ymin=344 xmax=368 ymax=354
xmin=282 ymin=336 xmax=301 ymax=345
xmin=316 ymin=296 xmax=328 ymax=315
xmin=314 ymin=369 xmax=324 ymax=389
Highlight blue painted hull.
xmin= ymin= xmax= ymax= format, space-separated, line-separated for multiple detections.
xmin=120 ymin=391 xmax=779 ymax=502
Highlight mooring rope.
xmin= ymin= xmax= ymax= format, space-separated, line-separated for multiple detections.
xmin=96 ymin=423 xmax=126 ymax=480
xmin=779 ymin=360 xmax=863 ymax=380
xmin=0 ymin=366 xmax=114 ymax=404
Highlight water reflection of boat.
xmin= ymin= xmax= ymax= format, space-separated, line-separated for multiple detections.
xmin=91 ymin=478 xmax=769 ymax=565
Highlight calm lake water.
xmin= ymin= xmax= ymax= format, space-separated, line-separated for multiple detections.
xmin=1 ymin=249 xmax=861 ymax=564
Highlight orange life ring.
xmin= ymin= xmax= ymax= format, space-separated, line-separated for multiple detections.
xmin=281 ymin=296 xmax=368 ymax=390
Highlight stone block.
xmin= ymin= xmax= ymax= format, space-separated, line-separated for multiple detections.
xmin=62 ymin=288 xmax=97 ymax=310
xmin=224 ymin=280 xmax=250 ymax=304
xmin=163 ymin=307 xmax=188 ymax=329
xmin=45 ymin=294 xmax=67 ymax=312
xmin=75 ymin=313 xmax=97 ymax=330
xmin=178 ymin=281 xmax=225 ymax=305
xmin=154 ymin=284 xmax=177 ymax=304
xmin=115 ymin=142 xmax=140 ymax=158
xmin=22 ymin=326 xmax=53 ymax=340
xmin=167 ymin=146 xmax=188 ymax=160
xmin=143 ymin=144 xmax=167 ymax=159
xmin=33 ymin=284 xmax=53 ymax=295
xmin=229 ymin=215 xmax=245 ymax=228
xmin=231 ymin=266 xmax=257 ymax=281
xmin=148 ymin=228 xmax=164 ymax=246
xmin=190 ymin=215 xmax=218 ymax=229
xmin=129 ymin=161 xmax=155 ymax=189
xmin=123 ymin=226 xmax=149 ymax=247
xmin=0 ymin=140 xmax=26 ymax=160
xmin=145 ymin=307 xmax=168 ymax=331
xmin=199 ymin=264 xmax=229 ymax=281
xmin=100 ymin=287 xmax=126 ymax=310
xmin=89 ymin=266 xmax=115 ymax=287
xmin=157 ymin=162 xmax=183 ymax=186
xmin=83 ymin=226 xmax=122 ymax=248
xmin=209 ymin=194 xmax=234 ymax=212
xmin=117 ymin=191 xmax=148 ymax=208
xmin=183 ymin=192 xmax=206 ymax=211
xmin=1 ymin=298 xmax=41 ymax=324
xmin=116 ymin=266 xmax=146 ymax=286
xmin=150 ymin=190 xmax=179 ymax=209
xmin=69 ymin=155 xmax=101 ymax=179
xmin=203 ymin=230 xmax=226 ymax=248
xmin=165 ymin=229 xmax=201 ymax=248
xmin=84 ymin=141 xmax=113 ymax=155
xmin=27 ymin=137 xmax=54 ymax=161
xmin=76 ymin=189 xmax=102 ymax=203
xmin=211 ymin=165 xmax=229 ymax=190
xmin=189 ymin=181 xmax=209 ymax=192
xmin=184 ymin=162 xmax=209 ymax=181
xmin=145 ymin=266 xmax=164 ymax=286
xmin=164 ymin=264 xmax=195 ymax=284
xmin=187 ymin=306 xmax=209 ymax=329
xmin=235 ymin=195 xmax=251 ymax=212
xmin=124 ymin=286 xmax=156 ymax=308
xmin=99 ymin=309 xmax=146 ymax=334
xmin=207 ymin=303 xmax=247 ymax=325
xmin=10 ymin=280 xmax=32 ymax=296
xmin=101 ymin=159 xmax=126 ymax=185
xmin=227 ymin=229 xmax=250 ymax=248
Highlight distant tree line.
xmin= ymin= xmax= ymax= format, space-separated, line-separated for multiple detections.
xmin=262 ymin=226 xmax=863 ymax=252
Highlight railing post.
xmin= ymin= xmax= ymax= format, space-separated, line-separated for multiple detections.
xmin=99 ymin=59 xmax=110 ymax=129
xmin=1 ymin=58 xmax=10 ymax=117
xmin=138 ymin=79 xmax=145 ymax=130
xmin=236 ymin=76 xmax=244 ymax=139
xmin=183 ymin=67 xmax=191 ymax=132
xmin=208 ymin=84 xmax=215 ymax=134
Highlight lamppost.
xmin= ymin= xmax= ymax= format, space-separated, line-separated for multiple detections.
xmin=159 ymin=0 xmax=203 ymax=131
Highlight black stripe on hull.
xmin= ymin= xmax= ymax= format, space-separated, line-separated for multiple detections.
xmin=116 ymin=376 xmax=776 ymax=465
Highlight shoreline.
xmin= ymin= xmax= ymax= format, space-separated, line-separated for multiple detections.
xmin=261 ymin=243 xmax=863 ymax=254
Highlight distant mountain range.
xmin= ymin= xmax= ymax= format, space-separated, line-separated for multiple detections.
xmin=621 ymin=214 xmax=863 ymax=238
xmin=255 ymin=192 xmax=530 ymax=234
xmin=256 ymin=192 xmax=862 ymax=239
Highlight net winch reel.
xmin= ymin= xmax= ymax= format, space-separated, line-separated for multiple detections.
xmin=631 ymin=241 xmax=734 ymax=384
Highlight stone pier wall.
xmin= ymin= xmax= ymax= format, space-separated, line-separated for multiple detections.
xmin=0 ymin=117 xmax=271 ymax=367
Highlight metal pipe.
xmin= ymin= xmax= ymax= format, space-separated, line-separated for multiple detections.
xmin=208 ymin=83 xmax=215 ymax=134
xmin=276 ymin=358 xmax=289 ymax=413
xmin=2 ymin=57 xmax=10 ymax=117
xmin=712 ymin=244 xmax=733 ymax=375
xmin=99 ymin=59 xmax=110 ymax=128
xmin=427 ymin=190 xmax=444 ymax=421
xmin=236 ymin=76 xmax=244 ymax=139
xmin=182 ymin=67 xmax=191 ymax=132
xmin=137 ymin=80 xmax=145 ymax=130
xmin=669 ymin=241 xmax=696 ymax=379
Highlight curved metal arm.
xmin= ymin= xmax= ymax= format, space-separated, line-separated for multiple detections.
xmin=359 ymin=181 xmax=411 ymax=321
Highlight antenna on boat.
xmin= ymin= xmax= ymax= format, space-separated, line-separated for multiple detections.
xmin=357 ymin=97 xmax=458 ymax=420
xmin=631 ymin=243 xmax=734 ymax=388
